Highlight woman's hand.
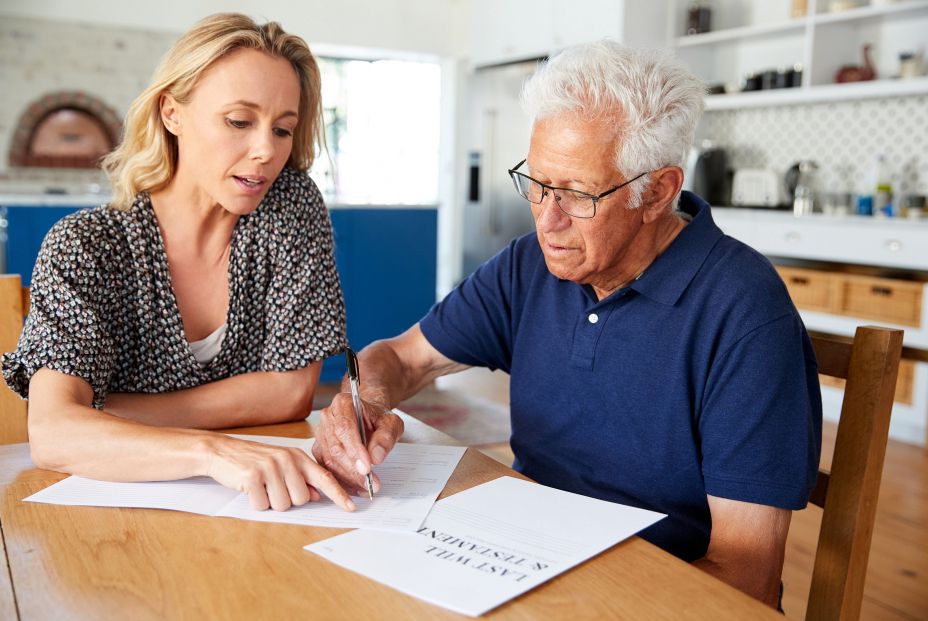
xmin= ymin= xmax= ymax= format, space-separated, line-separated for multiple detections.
xmin=204 ymin=435 xmax=355 ymax=512
xmin=311 ymin=393 xmax=404 ymax=495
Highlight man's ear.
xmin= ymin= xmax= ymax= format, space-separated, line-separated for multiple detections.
xmin=160 ymin=94 xmax=182 ymax=136
xmin=641 ymin=166 xmax=684 ymax=224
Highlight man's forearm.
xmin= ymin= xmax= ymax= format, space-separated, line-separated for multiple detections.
xmin=345 ymin=336 xmax=456 ymax=410
xmin=106 ymin=366 xmax=319 ymax=429
xmin=697 ymin=496 xmax=791 ymax=608
xmin=693 ymin=555 xmax=782 ymax=608
xmin=341 ymin=342 xmax=409 ymax=409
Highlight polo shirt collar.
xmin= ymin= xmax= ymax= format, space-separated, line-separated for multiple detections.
xmin=626 ymin=191 xmax=723 ymax=307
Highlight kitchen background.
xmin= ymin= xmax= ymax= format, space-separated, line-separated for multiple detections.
xmin=1 ymin=2 xmax=926 ymax=618
xmin=1 ymin=0 xmax=927 ymax=444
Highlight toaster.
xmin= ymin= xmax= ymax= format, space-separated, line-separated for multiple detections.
xmin=731 ymin=169 xmax=786 ymax=207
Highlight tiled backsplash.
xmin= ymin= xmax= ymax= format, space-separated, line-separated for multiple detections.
xmin=701 ymin=95 xmax=928 ymax=199
xmin=0 ymin=16 xmax=176 ymax=192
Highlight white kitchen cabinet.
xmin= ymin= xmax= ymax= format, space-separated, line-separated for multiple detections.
xmin=669 ymin=0 xmax=928 ymax=109
xmin=747 ymin=216 xmax=928 ymax=272
xmin=470 ymin=0 xmax=555 ymax=67
xmin=470 ymin=0 xmax=671 ymax=67
xmin=713 ymin=209 xmax=928 ymax=274
xmin=551 ymin=0 xmax=624 ymax=50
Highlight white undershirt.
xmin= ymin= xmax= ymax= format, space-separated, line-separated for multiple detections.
xmin=188 ymin=323 xmax=228 ymax=367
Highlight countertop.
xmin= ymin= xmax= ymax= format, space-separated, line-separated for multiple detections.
xmin=0 ymin=193 xmax=437 ymax=210
xmin=0 ymin=193 xmax=110 ymax=207
xmin=712 ymin=206 xmax=928 ymax=228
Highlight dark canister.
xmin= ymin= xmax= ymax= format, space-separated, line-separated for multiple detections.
xmin=742 ymin=72 xmax=761 ymax=91
xmin=761 ymin=69 xmax=779 ymax=90
xmin=686 ymin=2 xmax=712 ymax=35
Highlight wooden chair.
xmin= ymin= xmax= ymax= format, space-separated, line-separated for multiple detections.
xmin=0 ymin=274 xmax=29 ymax=444
xmin=805 ymin=326 xmax=903 ymax=621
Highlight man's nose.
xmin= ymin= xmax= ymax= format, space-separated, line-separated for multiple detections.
xmin=534 ymin=190 xmax=571 ymax=232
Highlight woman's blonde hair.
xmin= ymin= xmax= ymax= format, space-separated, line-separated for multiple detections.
xmin=102 ymin=13 xmax=323 ymax=209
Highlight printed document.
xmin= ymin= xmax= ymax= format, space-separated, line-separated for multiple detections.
xmin=306 ymin=476 xmax=665 ymax=616
xmin=24 ymin=435 xmax=465 ymax=532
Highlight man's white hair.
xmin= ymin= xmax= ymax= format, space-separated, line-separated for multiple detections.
xmin=521 ymin=39 xmax=705 ymax=209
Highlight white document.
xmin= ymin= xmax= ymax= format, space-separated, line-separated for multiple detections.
xmin=306 ymin=476 xmax=665 ymax=617
xmin=24 ymin=435 xmax=465 ymax=532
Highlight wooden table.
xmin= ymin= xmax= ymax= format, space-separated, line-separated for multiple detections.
xmin=0 ymin=414 xmax=782 ymax=620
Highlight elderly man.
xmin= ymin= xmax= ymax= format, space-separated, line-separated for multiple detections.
xmin=313 ymin=40 xmax=821 ymax=608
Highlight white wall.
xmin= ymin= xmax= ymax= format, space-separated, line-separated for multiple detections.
xmin=0 ymin=1 xmax=472 ymax=192
xmin=0 ymin=16 xmax=178 ymax=189
xmin=0 ymin=1 xmax=472 ymax=296
xmin=0 ymin=0 xmax=471 ymax=57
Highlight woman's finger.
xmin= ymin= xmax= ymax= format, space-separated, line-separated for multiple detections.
xmin=281 ymin=450 xmax=312 ymax=507
xmin=302 ymin=461 xmax=355 ymax=512
xmin=244 ymin=474 xmax=271 ymax=511
xmin=262 ymin=459 xmax=293 ymax=512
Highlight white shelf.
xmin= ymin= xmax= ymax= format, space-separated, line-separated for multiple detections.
xmin=812 ymin=0 xmax=928 ymax=25
xmin=673 ymin=0 xmax=928 ymax=44
xmin=674 ymin=19 xmax=806 ymax=48
xmin=705 ymin=76 xmax=928 ymax=109
xmin=671 ymin=0 xmax=928 ymax=110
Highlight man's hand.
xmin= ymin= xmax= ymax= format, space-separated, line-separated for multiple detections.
xmin=311 ymin=328 xmax=461 ymax=494
xmin=205 ymin=435 xmax=355 ymax=512
xmin=312 ymin=393 xmax=405 ymax=495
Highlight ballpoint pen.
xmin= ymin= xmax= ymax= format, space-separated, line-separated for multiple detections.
xmin=345 ymin=346 xmax=375 ymax=500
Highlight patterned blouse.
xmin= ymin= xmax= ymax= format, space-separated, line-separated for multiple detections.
xmin=2 ymin=167 xmax=347 ymax=408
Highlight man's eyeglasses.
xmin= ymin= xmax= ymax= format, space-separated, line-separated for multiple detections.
xmin=507 ymin=159 xmax=647 ymax=219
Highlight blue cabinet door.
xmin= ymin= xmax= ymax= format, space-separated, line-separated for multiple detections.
xmin=3 ymin=204 xmax=437 ymax=384
xmin=4 ymin=206 xmax=85 ymax=286
xmin=321 ymin=208 xmax=437 ymax=382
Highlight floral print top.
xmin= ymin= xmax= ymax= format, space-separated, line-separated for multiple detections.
xmin=2 ymin=167 xmax=347 ymax=408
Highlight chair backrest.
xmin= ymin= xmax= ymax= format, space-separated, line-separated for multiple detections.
xmin=806 ymin=326 xmax=903 ymax=621
xmin=0 ymin=274 xmax=29 ymax=444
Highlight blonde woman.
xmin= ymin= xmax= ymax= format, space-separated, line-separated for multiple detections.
xmin=2 ymin=13 xmax=356 ymax=512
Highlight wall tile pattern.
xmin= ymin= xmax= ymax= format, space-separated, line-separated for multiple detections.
xmin=702 ymin=95 xmax=928 ymax=199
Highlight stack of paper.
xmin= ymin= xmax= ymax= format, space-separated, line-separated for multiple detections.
xmin=306 ymin=476 xmax=665 ymax=616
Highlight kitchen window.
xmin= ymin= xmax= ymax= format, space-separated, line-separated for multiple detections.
xmin=313 ymin=56 xmax=441 ymax=205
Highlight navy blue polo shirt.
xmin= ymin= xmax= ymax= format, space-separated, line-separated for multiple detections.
xmin=420 ymin=191 xmax=822 ymax=561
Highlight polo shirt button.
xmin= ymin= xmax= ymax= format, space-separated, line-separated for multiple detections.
xmin=588 ymin=313 xmax=599 ymax=324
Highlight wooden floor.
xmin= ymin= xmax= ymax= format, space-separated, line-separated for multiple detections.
xmin=781 ymin=423 xmax=928 ymax=620
xmin=386 ymin=368 xmax=928 ymax=621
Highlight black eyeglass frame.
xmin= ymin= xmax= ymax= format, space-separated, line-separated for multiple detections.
xmin=507 ymin=159 xmax=649 ymax=219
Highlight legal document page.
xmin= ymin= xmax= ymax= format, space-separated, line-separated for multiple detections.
xmin=25 ymin=435 xmax=465 ymax=532
xmin=306 ymin=476 xmax=665 ymax=616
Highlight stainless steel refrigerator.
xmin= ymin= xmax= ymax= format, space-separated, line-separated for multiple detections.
xmin=460 ymin=60 xmax=540 ymax=277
